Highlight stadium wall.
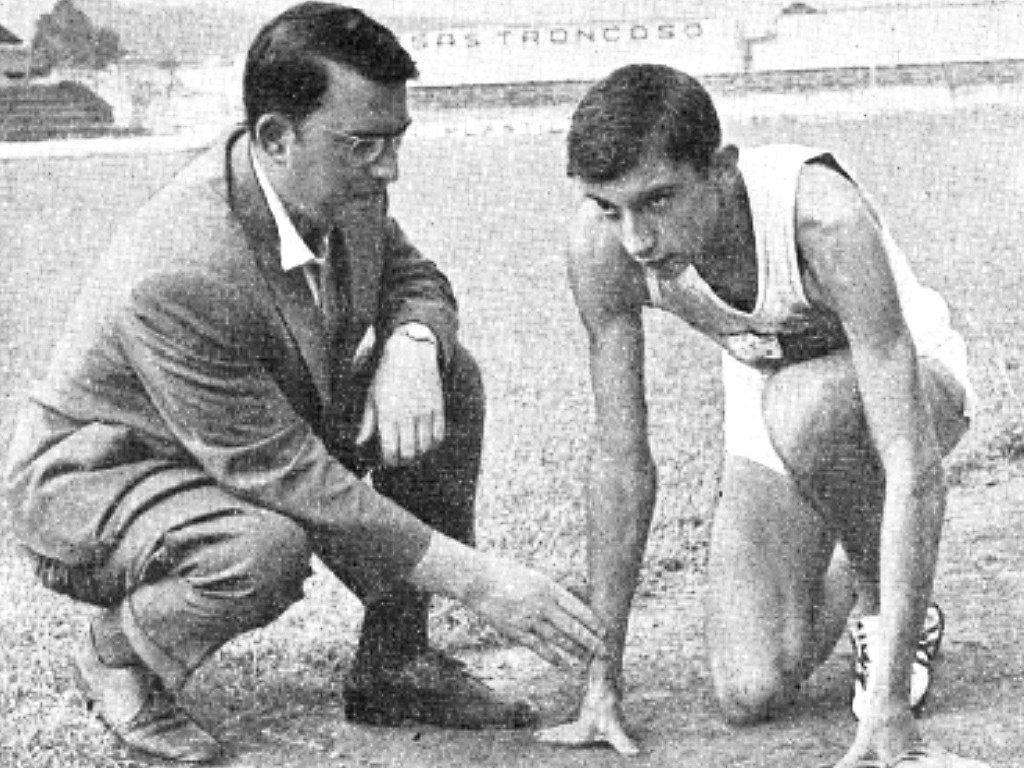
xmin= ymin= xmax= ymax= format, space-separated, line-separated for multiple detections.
xmin=6 ymin=1 xmax=1024 ymax=140
xmin=750 ymin=2 xmax=1024 ymax=72
xmin=401 ymin=1 xmax=1024 ymax=87
xmin=400 ymin=17 xmax=741 ymax=86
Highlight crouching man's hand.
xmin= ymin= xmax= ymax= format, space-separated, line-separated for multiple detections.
xmin=357 ymin=323 xmax=444 ymax=466
xmin=408 ymin=533 xmax=608 ymax=668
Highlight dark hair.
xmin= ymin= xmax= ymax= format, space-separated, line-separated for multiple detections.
xmin=567 ymin=64 xmax=721 ymax=182
xmin=243 ymin=2 xmax=418 ymax=132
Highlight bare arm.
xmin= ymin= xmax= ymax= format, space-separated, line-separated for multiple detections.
xmin=581 ymin=279 xmax=657 ymax=687
xmin=537 ymin=211 xmax=654 ymax=754
xmin=797 ymin=163 xmax=945 ymax=761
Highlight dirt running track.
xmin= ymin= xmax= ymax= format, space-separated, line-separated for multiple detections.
xmin=195 ymin=474 xmax=1024 ymax=768
xmin=3 ymin=113 xmax=1023 ymax=767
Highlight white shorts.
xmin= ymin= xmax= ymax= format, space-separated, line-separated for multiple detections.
xmin=721 ymin=339 xmax=977 ymax=476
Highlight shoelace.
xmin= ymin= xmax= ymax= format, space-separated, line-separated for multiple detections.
xmin=889 ymin=744 xmax=936 ymax=765
xmin=852 ymin=623 xmax=872 ymax=683
xmin=852 ymin=610 xmax=942 ymax=677
xmin=917 ymin=615 xmax=943 ymax=664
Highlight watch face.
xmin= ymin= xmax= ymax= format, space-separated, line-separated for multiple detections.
xmin=400 ymin=325 xmax=436 ymax=343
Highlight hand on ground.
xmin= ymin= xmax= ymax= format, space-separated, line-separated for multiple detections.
xmin=535 ymin=677 xmax=640 ymax=756
xmin=831 ymin=707 xmax=989 ymax=767
xmin=833 ymin=706 xmax=921 ymax=768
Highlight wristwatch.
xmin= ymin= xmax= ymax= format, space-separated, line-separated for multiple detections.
xmin=394 ymin=323 xmax=437 ymax=345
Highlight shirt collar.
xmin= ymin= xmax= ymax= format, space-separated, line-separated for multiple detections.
xmin=250 ymin=149 xmax=324 ymax=272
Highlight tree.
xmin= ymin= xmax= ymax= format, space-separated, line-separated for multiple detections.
xmin=94 ymin=27 xmax=122 ymax=67
xmin=31 ymin=0 xmax=124 ymax=72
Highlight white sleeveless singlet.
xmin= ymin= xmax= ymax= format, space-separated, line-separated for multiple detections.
xmin=644 ymin=144 xmax=974 ymax=415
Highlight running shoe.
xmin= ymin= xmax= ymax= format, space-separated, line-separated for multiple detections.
xmin=850 ymin=602 xmax=945 ymax=720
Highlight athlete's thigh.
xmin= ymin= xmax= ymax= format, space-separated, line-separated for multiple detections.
xmin=920 ymin=356 xmax=971 ymax=455
xmin=706 ymin=455 xmax=837 ymax=681
xmin=759 ymin=350 xmax=969 ymax=582
xmin=762 ymin=351 xmax=969 ymax=510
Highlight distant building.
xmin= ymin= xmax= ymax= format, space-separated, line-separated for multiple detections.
xmin=0 ymin=19 xmax=121 ymax=141
xmin=0 ymin=21 xmax=30 ymax=82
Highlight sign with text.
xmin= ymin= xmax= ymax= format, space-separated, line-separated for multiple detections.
xmin=401 ymin=18 xmax=741 ymax=86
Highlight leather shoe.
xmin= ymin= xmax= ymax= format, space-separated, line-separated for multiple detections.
xmin=73 ymin=636 xmax=222 ymax=763
xmin=343 ymin=648 xmax=537 ymax=729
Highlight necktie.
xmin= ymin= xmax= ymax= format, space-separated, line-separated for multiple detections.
xmin=318 ymin=227 xmax=348 ymax=344
xmin=317 ymin=227 xmax=355 ymax=440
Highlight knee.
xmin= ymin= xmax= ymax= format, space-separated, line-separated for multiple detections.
xmin=240 ymin=511 xmax=310 ymax=588
xmin=199 ymin=510 xmax=311 ymax=616
xmin=247 ymin=513 xmax=310 ymax=584
xmin=710 ymin=628 xmax=809 ymax=725
xmin=713 ymin=661 xmax=795 ymax=726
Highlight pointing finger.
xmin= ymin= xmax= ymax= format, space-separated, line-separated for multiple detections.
xmin=533 ymin=621 xmax=583 ymax=667
xmin=414 ymin=415 xmax=431 ymax=456
xmin=432 ymin=408 xmax=446 ymax=446
xmin=397 ymin=417 xmax=418 ymax=464
xmin=550 ymin=590 xmax=608 ymax=657
xmin=512 ymin=628 xmax=562 ymax=668
xmin=379 ymin=421 xmax=399 ymax=467
xmin=355 ymin=398 xmax=376 ymax=445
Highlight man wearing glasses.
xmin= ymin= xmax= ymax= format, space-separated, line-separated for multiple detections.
xmin=3 ymin=3 xmax=606 ymax=763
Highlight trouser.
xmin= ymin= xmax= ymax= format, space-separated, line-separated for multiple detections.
xmin=54 ymin=342 xmax=484 ymax=690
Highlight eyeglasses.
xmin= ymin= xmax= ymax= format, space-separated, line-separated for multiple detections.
xmin=324 ymin=127 xmax=406 ymax=167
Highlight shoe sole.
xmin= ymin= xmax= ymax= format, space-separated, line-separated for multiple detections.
xmin=72 ymin=654 xmax=222 ymax=763
xmin=343 ymin=688 xmax=414 ymax=727
xmin=344 ymin=687 xmax=480 ymax=728
xmin=343 ymin=686 xmax=536 ymax=730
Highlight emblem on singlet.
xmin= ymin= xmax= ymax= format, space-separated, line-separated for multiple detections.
xmin=722 ymin=332 xmax=784 ymax=365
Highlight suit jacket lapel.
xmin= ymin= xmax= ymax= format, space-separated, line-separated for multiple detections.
xmin=263 ymin=265 xmax=333 ymax=409
xmin=225 ymin=131 xmax=333 ymax=408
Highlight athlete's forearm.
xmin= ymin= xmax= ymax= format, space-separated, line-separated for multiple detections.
xmin=845 ymin=326 xmax=946 ymax=716
xmin=585 ymin=448 xmax=657 ymax=683
xmin=872 ymin=457 xmax=946 ymax=712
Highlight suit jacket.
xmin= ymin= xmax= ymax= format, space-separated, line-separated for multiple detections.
xmin=4 ymin=128 xmax=458 ymax=587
